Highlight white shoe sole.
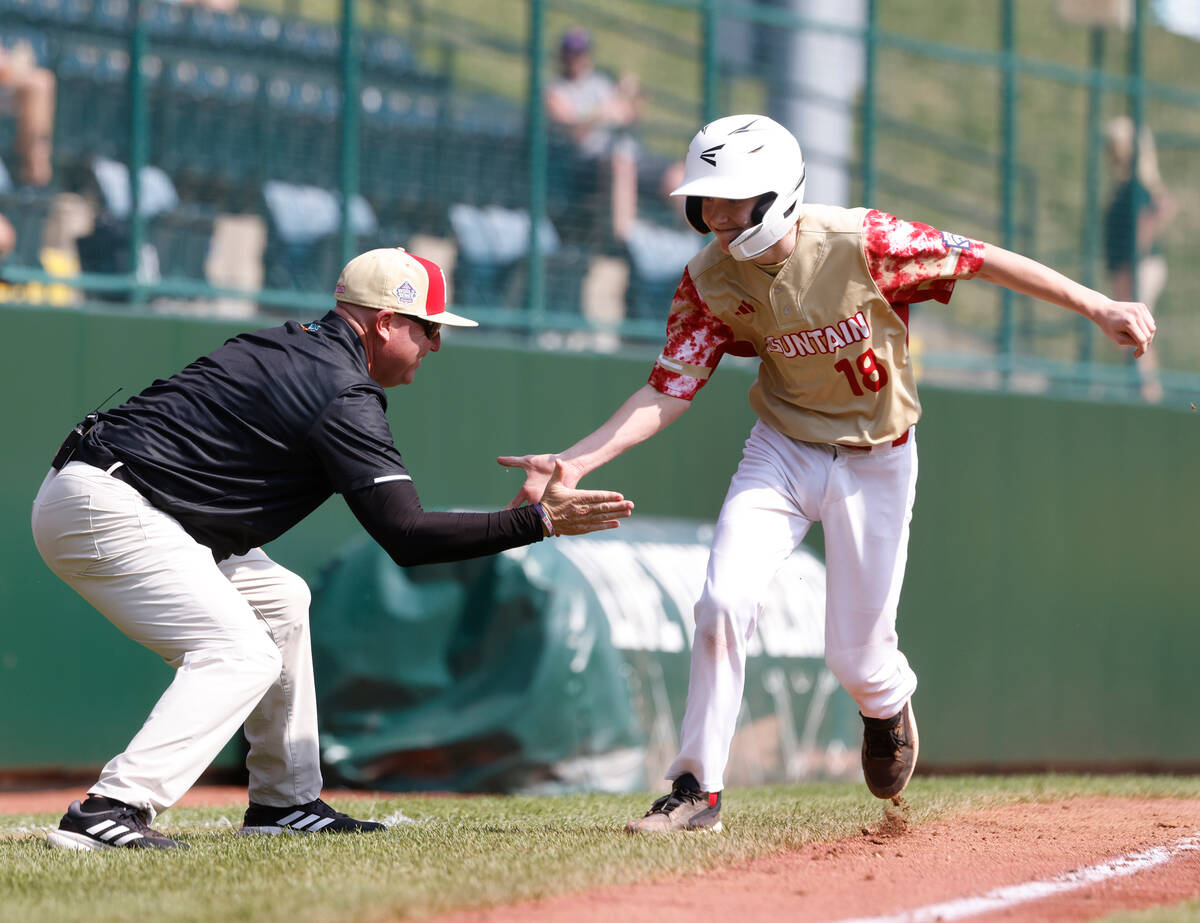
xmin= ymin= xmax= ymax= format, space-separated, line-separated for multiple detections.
xmin=625 ymin=818 xmax=724 ymax=835
xmin=46 ymin=829 xmax=113 ymax=851
xmin=892 ymin=702 xmax=920 ymax=797
xmin=236 ymin=826 xmax=293 ymax=836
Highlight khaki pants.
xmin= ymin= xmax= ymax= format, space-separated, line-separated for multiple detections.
xmin=31 ymin=462 xmax=322 ymax=820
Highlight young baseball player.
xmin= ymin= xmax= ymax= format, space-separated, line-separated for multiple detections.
xmin=32 ymin=248 xmax=633 ymax=850
xmin=500 ymin=114 xmax=1155 ymax=833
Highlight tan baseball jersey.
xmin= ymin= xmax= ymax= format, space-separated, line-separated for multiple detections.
xmin=648 ymin=206 xmax=985 ymax=446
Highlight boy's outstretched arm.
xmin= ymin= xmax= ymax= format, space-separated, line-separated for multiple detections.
xmin=974 ymin=243 xmax=1156 ymax=357
xmin=498 ymin=384 xmax=691 ymax=509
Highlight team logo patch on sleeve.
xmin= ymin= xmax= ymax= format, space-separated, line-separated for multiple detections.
xmin=940 ymin=231 xmax=972 ymax=250
xmin=393 ymin=281 xmax=418 ymax=305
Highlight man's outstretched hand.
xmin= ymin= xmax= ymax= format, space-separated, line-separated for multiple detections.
xmin=498 ymin=453 xmax=582 ymax=509
xmin=500 ymin=457 xmax=632 ymax=535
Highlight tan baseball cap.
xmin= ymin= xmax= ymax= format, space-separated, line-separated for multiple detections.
xmin=334 ymin=247 xmax=478 ymax=327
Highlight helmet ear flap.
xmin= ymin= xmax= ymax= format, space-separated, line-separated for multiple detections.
xmin=750 ymin=192 xmax=777 ymax=225
xmin=684 ymin=196 xmax=709 ymax=234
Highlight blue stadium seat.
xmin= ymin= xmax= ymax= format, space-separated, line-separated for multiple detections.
xmin=3 ymin=0 xmax=84 ymax=26
xmin=55 ymin=40 xmax=132 ymax=161
xmin=151 ymin=56 xmax=242 ymax=199
xmin=261 ymin=179 xmax=378 ymax=291
xmin=280 ymin=18 xmax=339 ymax=61
xmin=255 ymin=74 xmax=340 ymax=188
xmin=358 ymin=84 xmax=444 ymax=229
xmin=73 ymin=157 xmax=216 ymax=285
xmin=204 ymin=66 xmax=263 ymax=199
xmin=91 ymin=0 xmax=131 ymax=32
xmin=447 ymin=202 xmax=583 ymax=312
xmin=450 ymin=92 xmax=522 ymax=137
xmin=142 ymin=0 xmax=187 ymax=39
xmin=183 ymin=6 xmax=231 ymax=45
xmin=49 ymin=0 xmax=95 ymax=27
xmin=622 ymin=219 xmax=699 ymax=320
xmin=363 ymin=33 xmax=415 ymax=76
xmin=91 ymin=155 xmax=179 ymax=221
xmin=184 ymin=4 xmax=281 ymax=54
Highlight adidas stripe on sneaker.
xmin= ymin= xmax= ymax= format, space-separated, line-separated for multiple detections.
xmin=238 ymin=798 xmax=385 ymax=835
xmin=47 ymin=798 xmax=187 ymax=851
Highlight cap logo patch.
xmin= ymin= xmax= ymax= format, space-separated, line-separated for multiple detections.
xmin=394 ymin=281 xmax=419 ymax=305
xmin=335 ymin=284 xmax=345 ymax=293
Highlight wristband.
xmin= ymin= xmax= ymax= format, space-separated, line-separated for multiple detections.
xmin=532 ymin=502 xmax=556 ymax=537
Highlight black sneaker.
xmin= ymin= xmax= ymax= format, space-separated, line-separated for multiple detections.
xmin=624 ymin=773 xmax=723 ymax=834
xmin=238 ymin=798 xmax=385 ymax=835
xmin=46 ymin=797 xmax=188 ymax=851
xmin=861 ymin=701 xmax=920 ymax=799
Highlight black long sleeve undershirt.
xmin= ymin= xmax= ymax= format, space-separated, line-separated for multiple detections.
xmin=343 ymin=478 xmax=544 ymax=567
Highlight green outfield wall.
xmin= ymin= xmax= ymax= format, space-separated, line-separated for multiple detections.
xmin=2 ymin=304 xmax=1197 ymax=774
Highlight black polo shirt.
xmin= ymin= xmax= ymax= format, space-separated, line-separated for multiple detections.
xmin=75 ymin=311 xmax=540 ymax=561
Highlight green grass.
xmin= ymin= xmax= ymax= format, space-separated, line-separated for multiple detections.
xmin=1102 ymin=903 xmax=1200 ymax=923
xmin=3 ymin=775 xmax=1200 ymax=923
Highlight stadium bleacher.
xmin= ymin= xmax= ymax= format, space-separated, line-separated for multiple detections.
xmin=0 ymin=0 xmax=679 ymax=311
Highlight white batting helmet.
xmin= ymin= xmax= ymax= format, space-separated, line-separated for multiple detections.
xmin=670 ymin=114 xmax=806 ymax=261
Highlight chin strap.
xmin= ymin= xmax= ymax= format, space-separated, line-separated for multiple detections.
xmin=729 ymin=174 xmax=806 ymax=261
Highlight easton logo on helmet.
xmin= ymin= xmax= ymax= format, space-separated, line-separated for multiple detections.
xmin=700 ymin=144 xmax=724 ymax=166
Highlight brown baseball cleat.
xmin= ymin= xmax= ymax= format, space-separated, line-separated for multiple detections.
xmin=861 ymin=701 xmax=919 ymax=799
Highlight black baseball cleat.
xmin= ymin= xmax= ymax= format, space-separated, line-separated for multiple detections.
xmin=625 ymin=773 xmax=723 ymax=834
xmin=47 ymin=797 xmax=188 ymax=851
xmin=237 ymin=798 xmax=386 ymax=835
xmin=861 ymin=701 xmax=920 ymax=799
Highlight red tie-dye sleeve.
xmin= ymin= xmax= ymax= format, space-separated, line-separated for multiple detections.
xmin=863 ymin=210 xmax=985 ymax=306
xmin=647 ymin=267 xmax=735 ymax=401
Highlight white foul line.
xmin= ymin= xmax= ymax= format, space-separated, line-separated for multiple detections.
xmin=831 ymin=832 xmax=1200 ymax=923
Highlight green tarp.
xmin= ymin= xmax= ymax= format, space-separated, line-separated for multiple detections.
xmin=312 ymin=518 xmax=860 ymax=793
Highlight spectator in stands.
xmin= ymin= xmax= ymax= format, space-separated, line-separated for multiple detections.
xmin=0 ymin=39 xmax=55 ymax=187
xmin=1104 ymin=116 xmax=1174 ymax=403
xmin=546 ymin=27 xmax=643 ymax=243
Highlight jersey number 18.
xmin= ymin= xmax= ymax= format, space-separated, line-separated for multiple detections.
xmin=834 ymin=349 xmax=889 ymax=395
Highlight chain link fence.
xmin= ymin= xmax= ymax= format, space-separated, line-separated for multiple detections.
xmin=0 ymin=0 xmax=1196 ymax=402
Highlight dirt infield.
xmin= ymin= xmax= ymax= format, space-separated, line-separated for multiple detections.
xmin=5 ymin=788 xmax=1198 ymax=921
xmin=431 ymin=797 xmax=1200 ymax=923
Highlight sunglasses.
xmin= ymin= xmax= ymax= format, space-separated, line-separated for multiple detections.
xmin=409 ymin=315 xmax=441 ymax=339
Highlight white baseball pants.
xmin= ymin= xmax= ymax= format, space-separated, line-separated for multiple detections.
xmin=31 ymin=462 xmax=322 ymax=820
xmin=666 ymin=420 xmax=919 ymax=792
